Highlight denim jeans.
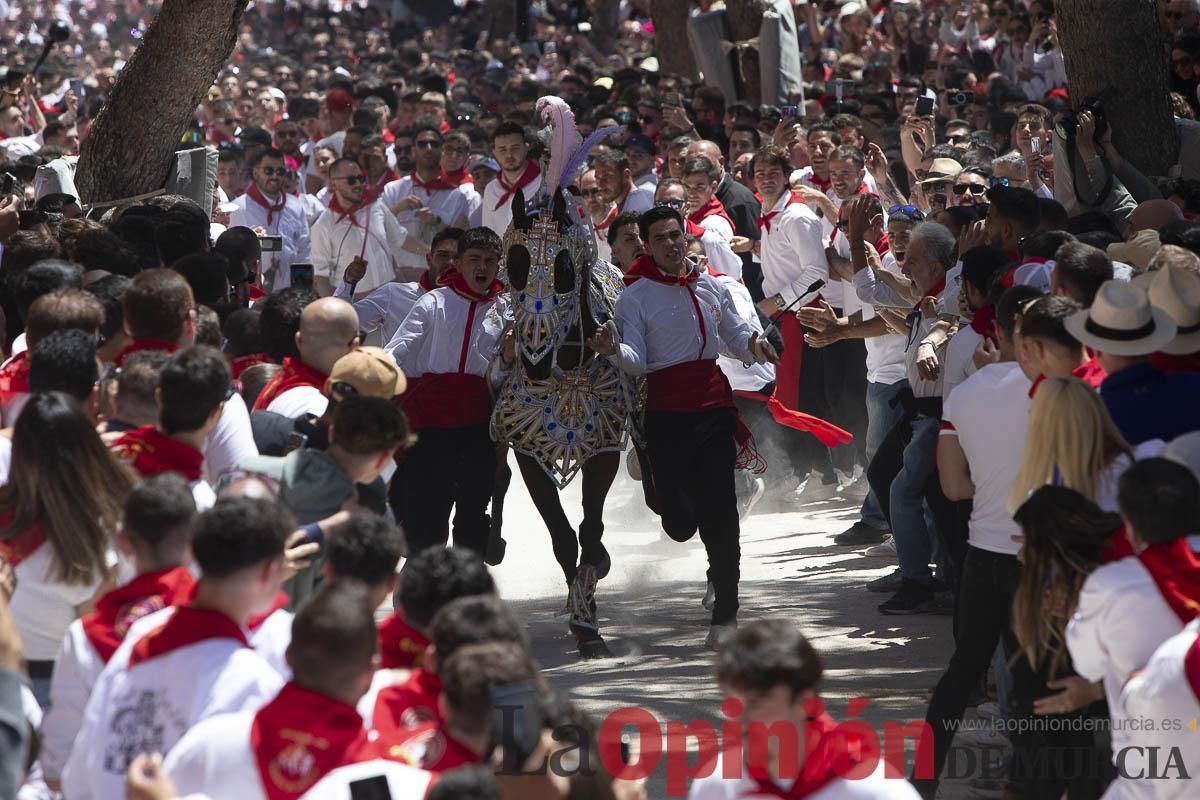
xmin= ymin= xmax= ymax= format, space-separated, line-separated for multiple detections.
xmin=860 ymin=379 xmax=909 ymax=530
xmin=890 ymin=413 xmax=940 ymax=584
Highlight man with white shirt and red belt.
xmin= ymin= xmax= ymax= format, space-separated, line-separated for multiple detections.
xmin=253 ymin=297 xmax=359 ymax=419
xmin=311 ymin=158 xmax=423 ymax=299
xmin=61 ymin=495 xmax=290 ymax=800
xmin=385 ymin=228 xmax=511 ymax=558
xmin=381 ymin=124 xmax=470 ymax=277
xmin=482 ymin=122 xmax=542 ymax=237
xmin=163 ymin=583 xmax=413 ymax=800
xmin=682 ymin=157 xmax=736 ymax=242
xmin=1067 ymin=458 xmax=1200 ymax=790
xmin=586 ymin=206 xmax=779 ymax=650
xmin=230 ymin=148 xmax=311 ymax=293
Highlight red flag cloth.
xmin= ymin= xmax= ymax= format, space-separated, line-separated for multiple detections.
xmin=254 ymin=357 xmax=329 ymax=412
xmin=128 ymin=606 xmax=248 ymax=668
xmin=80 ymin=567 xmax=196 ymax=663
xmin=377 ymin=611 xmax=429 ymax=669
xmin=770 ymin=315 xmax=853 ymax=447
xmin=250 ymin=682 xmax=377 ymax=800
xmin=111 ymin=426 xmax=205 ymax=482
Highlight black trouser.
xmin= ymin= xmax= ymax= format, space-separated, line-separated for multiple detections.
xmin=915 ymin=546 xmax=1029 ymax=795
xmin=644 ymin=407 xmax=740 ymax=625
xmin=401 ymin=424 xmax=496 ymax=557
xmin=795 ymin=332 xmax=869 ymax=476
xmin=516 ymin=450 xmax=618 ymax=585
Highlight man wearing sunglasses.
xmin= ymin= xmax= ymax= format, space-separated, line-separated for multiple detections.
xmin=230 ymin=148 xmax=312 ymax=293
xmin=952 ymin=168 xmax=990 ymax=207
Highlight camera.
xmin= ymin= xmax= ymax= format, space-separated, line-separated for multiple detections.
xmin=1055 ymin=93 xmax=1108 ymax=143
xmin=946 ymin=90 xmax=972 ymax=108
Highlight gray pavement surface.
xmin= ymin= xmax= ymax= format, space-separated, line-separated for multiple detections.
xmin=481 ymin=460 xmax=1008 ymax=799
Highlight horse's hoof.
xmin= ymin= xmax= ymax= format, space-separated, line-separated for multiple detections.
xmin=581 ymin=544 xmax=611 ymax=581
xmin=485 ymin=534 xmax=507 ymax=567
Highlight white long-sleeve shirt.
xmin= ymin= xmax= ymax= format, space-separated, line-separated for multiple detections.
xmin=612 ymin=269 xmax=759 ymax=376
xmin=482 ymin=171 xmax=543 ymax=238
xmin=61 ymin=608 xmax=283 ymax=800
xmin=310 ymin=199 xmax=412 ymax=295
xmin=1066 ymin=538 xmax=1200 ymax=764
xmin=714 ymin=274 xmax=774 ymax=393
xmin=380 ymin=177 xmax=471 ymax=269
xmin=384 ymin=287 xmax=507 ymax=381
xmin=334 ymin=279 xmax=423 ymax=347
xmin=757 ymin=192 xmax=830 ymax=305
xmin=230 ymin=193 xmax=311 ymax=293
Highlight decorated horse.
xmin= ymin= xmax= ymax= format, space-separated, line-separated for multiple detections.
xmin=491 ymin=97 xmax=638 ymax=658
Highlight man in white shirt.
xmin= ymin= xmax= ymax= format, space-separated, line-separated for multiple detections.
xmin=380 ymin=124 xmax=470 ymax=274
xmin=655 ymin=179 xmax=742 ymax=278
xmin=311 ymin=157 xmax=422 ymax=297
xmin=165 ymin=583 xmax=383 ymax=800
xmin=941 ymin=247 xmax=1011 ymax=400
xmin=61 ymin=495 xmax=290 ymax=800
xmin=587 ymin=206 xmax=778 ymax=648
xmin=252 ymin=297 xmax=359 ymax=419
xmin=481 ymin=122 xmax=542 ymax=237
xmin=593 ymin=148 xmax=654 ymax=216
xmin=689 ymin=620 xmax=920 ymax=800
xmin=1067 ymin=458 xmax=1200 ymax=785
xmin=915 ymin=286 xmax=1034 ymax=797
xmin=230 ymin=148 xmax=312 ymax=293
xmin=580 ymin=168 xmax=617 ymax=263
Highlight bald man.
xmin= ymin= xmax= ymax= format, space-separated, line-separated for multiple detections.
xmin=252 ymin=297 xmax=360 ymax=417
xmin=1128 ymin=199 xmax=1184 ymax=236
xmin=685 ymin=139 xmax=763 ymax=298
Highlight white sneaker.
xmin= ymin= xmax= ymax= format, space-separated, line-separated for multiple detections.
xmin=864 ymin=536 xmax=896 ymax=557
xmin=738 ymin=477 xmax=766 ymax=520
xmin=705 ymin=623 xmax=737 ymax=650
xmin=702 ymin=581 xmax=716 ymax=610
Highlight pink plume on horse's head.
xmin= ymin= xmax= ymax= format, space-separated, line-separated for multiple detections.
xmin=535 ymin=95 xmax=579 ymax=198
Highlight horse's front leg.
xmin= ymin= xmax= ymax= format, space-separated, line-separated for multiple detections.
xmin=579 ymin=450 xmax=619 ymax=579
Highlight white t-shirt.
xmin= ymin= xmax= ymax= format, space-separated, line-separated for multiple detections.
xmin=10 ymin=543 xmax=113 ymax=661
xmin=939 ymin=362 xmax=1032 ymax=555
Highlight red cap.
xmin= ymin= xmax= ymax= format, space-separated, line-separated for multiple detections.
xmin=1045 ymin=87 xmax=1070 ymax=102
xmin=326 ymin=89 xmax=354 ymax=113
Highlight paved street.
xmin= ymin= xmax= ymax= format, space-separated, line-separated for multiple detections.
xmin=486 ymin=459 xmax=1007 ymax=799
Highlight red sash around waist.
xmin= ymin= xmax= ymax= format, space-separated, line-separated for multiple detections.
xmin=400 ymin=373 xmax=492 ymax=431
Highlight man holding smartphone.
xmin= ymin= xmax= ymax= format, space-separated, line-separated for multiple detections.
xmin=230 ymin=148 xmax=312 ymax=293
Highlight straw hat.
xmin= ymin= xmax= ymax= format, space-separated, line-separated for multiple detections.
xmin=1064 ymin=280 xmax=1177 ymax=357
xmin=1149 ymin=265 xmax=1200 ymax=356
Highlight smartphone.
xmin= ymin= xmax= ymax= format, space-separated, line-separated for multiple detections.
xmin=259 ymin=235 xmax=283 ymax=252
xmin=492 ymin=680 xmax=544 ymax=773
xmin=1030 ymin=135 xmax=1042 ymax=154
xmin=348 ymin=776 xmax=392 ymax=800
xmin=69 ymin=78 xmax=84 ymax=103
xmin=663 ymin=92 xmax=681 ymax=108
xmin=290 ymin=262 xmax=314 ymax=287
xmin=544 ymin=41 xmax=557 ymax=55
xmin=779 ymin=104 xmax=800 ymax=119
xmin=914 ymin=96 xmax=936 ymax=117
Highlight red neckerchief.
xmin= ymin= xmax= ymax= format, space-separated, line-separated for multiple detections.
xmin=232 ymin=353 xmax=273 ymax=380
xmin=127 ymin=605 xmax=248 ymax=668
xmin=251 ymin=682 xmax=377 ymax=800
xmin=687 ymin=195 xmax=735 ymax=232
xmin=874 ymin=233 xmax=891 ymax=256
xmin=622 ymin=254 xmax=698 ymax=287
xmin=417 ymin=270 xmax=450 ymax=292
xmin=246 ymin=183 xmax=287 ymax=226
xmin=373 ymin=668 xmax=444 ymax=734
xmin=410 ymin=170 xmax=455 ymax=198
xmin=745 ymin=712 xmax=873 ymax=799
xmin=807 ymin=171 xmax=831 ymax=191
xmin=112 ymin=426 xmax=205 ymax=482
xmin=968 ymin=303 xmax=997 ymax=345
xmin=758 ymin=192 xmax=803 ymax=233
xmin=247 ymin=591 xmax=290 ymax=631
xmin=115 ymin=339 xmax=179 ymax=367
xmin=441 ymin=166 xmax=473 ymax=186
xmin=441 ymin=269 xmax=504 ymax=303
xmin=379 ymin=722 xmax=481 ymax=773
xmin=0 ymin=511 xmax=46 ymax=567
xmin=914 ymin=278 xmax=946 ymax=311
xmin=686 ymin=218 xmax=707 ymax=238
xmin=1029 ymin=357 xmax=1109 ymax=398
xmin=363 ymin=170 xmax=398 ymax=205
xmin=493 ymin=160 xmax=540 ymax=210
xmin=329 ymin=195 xmax=368 ymax=226
xmin=1138 ymin=537 xmax=1200 ymax=623
xmin=594 ymin=205 xmax=619 ymax=233
xmin=0 ymin=351 xmax=30 ymax=403
xmin=253 ymin=357 xmax=330 ymax=412
xmin=1184 ymin=629 xmax=1200 ymax=707
xmin=80 ymin=567 xmax=196 ymax=663
xmin=1153 ymin=350 xmax=1200 ymax=375
xmin=249 ymin=285 xmax=267 ymax=301
xmin=377 ymin=611 xmax=429 ymax=669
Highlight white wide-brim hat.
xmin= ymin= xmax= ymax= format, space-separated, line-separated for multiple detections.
xmin=1064 ymin=279 xmax=1177 ymax=357
xmin=1149 ymin=265 xmax=1200 ymax=356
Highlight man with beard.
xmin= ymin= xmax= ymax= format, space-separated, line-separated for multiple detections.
xmin=229 ymin=148 xmax=311 ymax=292
xmin=580 ymin=168 xmax=618 ymax=263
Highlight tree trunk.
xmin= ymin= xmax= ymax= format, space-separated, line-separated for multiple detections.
xmin=650 ymin=0 xmax=699 ymax=80
xmin=1056 ymin=0 xmax=1177 ymax=175
xmin=726 ymin=0 xmax=768 ymax=104
xmin=486 ymin=0 xmax=517 ymax=42
xmin=75 ymin=0 xmax=248 ymax=205
xmin=591 ymin=0 xmax=621 ymax=56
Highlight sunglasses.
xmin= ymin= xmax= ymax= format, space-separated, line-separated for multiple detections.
xmin=258 ymin=167 xmax=284 ymax=176
xmin=952 ymin=183 xmax=987 ymax=195
xmin=887 ymin=204 xmax=924 ymax=220
xmin=415 ymin=140 xmax=441 ymax=149
xmin=655 ymin=199 xmax=685 ymax=210
xmin=334 ymin=174 xmax=365 ymax=185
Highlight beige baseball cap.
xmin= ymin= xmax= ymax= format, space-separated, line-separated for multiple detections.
xmin=328 ymin=347 xmax=407 ymax=399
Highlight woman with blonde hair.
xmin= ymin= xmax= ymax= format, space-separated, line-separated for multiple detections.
xmin=1008 ymin=376 xmax=1159 ymax=514
xmin=0 ymin=391 xmax=135 ymax=705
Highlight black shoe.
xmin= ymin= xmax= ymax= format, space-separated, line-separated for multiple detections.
xmin=878 ymin=579 xmax=936 ymax=615
xmin=833 ymin=521 xmax=889 ymax=546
